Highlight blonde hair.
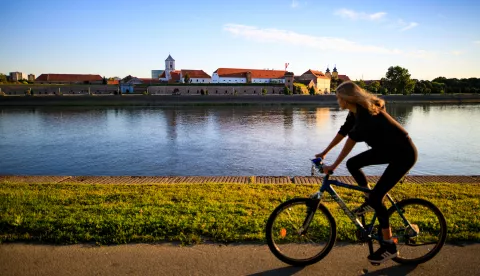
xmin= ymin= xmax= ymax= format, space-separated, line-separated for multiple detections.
xmin=336 ymin=81 xmax=385 ymax=115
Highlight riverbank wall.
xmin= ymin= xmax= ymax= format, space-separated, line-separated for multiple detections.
xmin=1 ymin=94 xmax=479 ymax=106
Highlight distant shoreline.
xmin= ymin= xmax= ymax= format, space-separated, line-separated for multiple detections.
xmin=0 ymin=94 xmax=479 ymax=106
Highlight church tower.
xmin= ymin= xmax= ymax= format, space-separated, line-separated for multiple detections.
xmin=325 ymin=67 xmax=331 ymax=78
xmin=165 ymin=54 xmax=175 ymax=80
xmin=332 ymin=65 xmax=338 ymax=79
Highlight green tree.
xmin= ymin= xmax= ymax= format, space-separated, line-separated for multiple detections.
xmin=413 ymin=80 xmax=426 ymax=94
xmin=184 ymin=73 xmax=191 ymax=84
xmin=308 ymin=85 xmax=316 ymax=95
xmin=122 ymin=75 xmax=133 ymax=83
xmin=379 ymin=87 xmax=389 ymax=95
xmin=283 ymin=86 xmax=292 ymax=95
xmin=366 ymin=81 xmax=381 ymax=93
xmin=102 ymin=77 xmax=107 ymax=85
xmin=330 ymin=78 xmax=344 ymax=93
xmin=384 ymin=66 xmax=415 ymax=95
xmin=354 ymin=80 xmax=366 ymax=89
xmin=0 ymin=74 xmax=7 ymax=83
xmin=431 ymin=82 xmax=445 ymax=94
xmin=262 ymin=88 xmax=267 ymax=95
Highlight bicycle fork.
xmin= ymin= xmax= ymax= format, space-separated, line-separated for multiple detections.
xmin=297 ymin=199 xmax=322 ymax=235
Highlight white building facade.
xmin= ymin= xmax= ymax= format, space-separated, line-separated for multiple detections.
xmin=212 ymin=68 xmax=286 ymax=84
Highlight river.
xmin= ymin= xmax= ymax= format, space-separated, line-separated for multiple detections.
xmin=0 ymin=104 xmax=478 ymax=176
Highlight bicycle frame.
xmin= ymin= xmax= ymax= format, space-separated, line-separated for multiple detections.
xmin=311 ymin=173 xmax=379 ymax=236
xmin=309 ymin=159 xmax=417 ymax=243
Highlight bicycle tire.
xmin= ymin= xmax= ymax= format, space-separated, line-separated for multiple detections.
xmin=388 ymin=198 xmax=447 ymax=265
xmin=265 ymin=198 xmax=337 ymax=266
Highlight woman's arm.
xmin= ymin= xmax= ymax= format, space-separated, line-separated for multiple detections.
xmin=323 ymin=137 xmax=357 ymax=172
xmin=316 ymin=111 xmax=355 ymax=159
xmin=315 ymin=133 xmax=345 ymax=159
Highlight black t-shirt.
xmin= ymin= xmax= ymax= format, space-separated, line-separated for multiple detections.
xmin=338 ymin=104 xmax=409 ymax=149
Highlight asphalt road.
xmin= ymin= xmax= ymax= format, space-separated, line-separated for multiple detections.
xmin=1 ymin=243 xmax=479 ymax=276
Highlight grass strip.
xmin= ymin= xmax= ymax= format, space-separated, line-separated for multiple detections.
xmin=0 ymin=182 xmax=478 ymax=244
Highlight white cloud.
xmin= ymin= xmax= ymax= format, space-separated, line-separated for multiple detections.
xmin=334 ymin=9 xmax=386 ymax=21
xmin=337 ymin=11 xmax=418 ymax=32
xmin=291 ymin=0 xmax=299 ymax=8
xmin=451 ymin=51 xmax=463 ymax=56
xmin=474 ymin=41 xmax=480 ymax=45
xmin=223 ymin=24 xmax=433 ymax=58
xmin=400 ymin=22 xmax=418 ymax=31
xmin=387 ymin=19 xmax=419 ymax=32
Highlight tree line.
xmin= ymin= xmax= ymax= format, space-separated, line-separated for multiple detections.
xmin=349 ymin=66 xmax=480 ymax=95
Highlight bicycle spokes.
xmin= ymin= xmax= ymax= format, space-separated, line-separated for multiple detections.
xmin=388 ymin=199 xmax=447 ymax=264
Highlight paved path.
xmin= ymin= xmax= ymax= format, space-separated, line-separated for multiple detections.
xmin=1 ymin=243 xmax=479 ymax=276
xmin=1 ymin=175 xmax=479 ymax=185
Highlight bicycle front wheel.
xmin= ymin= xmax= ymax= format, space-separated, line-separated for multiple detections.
xmin=265 ymin=198 xmax=337 ymax=266
xmin=388 ymin=198 xmax=447 ymax=265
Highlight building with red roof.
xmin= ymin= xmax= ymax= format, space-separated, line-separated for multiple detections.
xmin=212 ymin=68 xmax=286 ymax=84
xmin=35 ymin=74 xmax=103 ymax=84
xmin=157 ymin=55 xmax=211 ymax=83
xmin=138 ymin=78 xmax=163 ymax=84
xmin=296 ymin=69 xmax=331 ymax=94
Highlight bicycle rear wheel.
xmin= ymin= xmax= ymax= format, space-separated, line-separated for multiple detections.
xmin=388 ymin=198 xmax=447 ymax=265
xmin=266 ymin=198 xmax=336 ymax=266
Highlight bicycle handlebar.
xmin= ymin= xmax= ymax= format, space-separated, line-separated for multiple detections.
xmin=311 ymin=157 xmax=334 ymax=175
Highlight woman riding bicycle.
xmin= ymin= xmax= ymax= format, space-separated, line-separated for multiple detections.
xmin=316 ymin=81 xmax=418 ymax=264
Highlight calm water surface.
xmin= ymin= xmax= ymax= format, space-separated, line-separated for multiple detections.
xmin=0 ymin=104 xmax=478 ymax=176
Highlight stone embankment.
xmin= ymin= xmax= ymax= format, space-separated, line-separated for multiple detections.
xmin=1 ymin=175 xmax=478 ymax=185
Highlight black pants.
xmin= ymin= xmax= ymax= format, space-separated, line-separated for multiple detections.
xmin=346 ymin=138 xmax=417 ymax=229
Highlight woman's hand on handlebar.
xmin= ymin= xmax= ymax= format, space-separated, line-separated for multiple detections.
xmin=322 ymin=164 xmax=337 ymax=174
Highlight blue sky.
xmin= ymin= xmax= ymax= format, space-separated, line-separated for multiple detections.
xmin=1 ymin=0 xmax=479 ymax=80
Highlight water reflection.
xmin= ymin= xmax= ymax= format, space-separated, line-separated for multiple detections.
xmin=386 ymin=104 xmax=413 ymax=125
xmin=164 ymin=108 xmax=178 ymax=141
xmin=0 ymin=104 xmax=478 ymax=176
xmin=283 ymin=108 xmax=293 ymax=129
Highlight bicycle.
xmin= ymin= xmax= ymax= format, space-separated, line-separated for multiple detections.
xmin=265 ymin=157 xmax=447 ymax=266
